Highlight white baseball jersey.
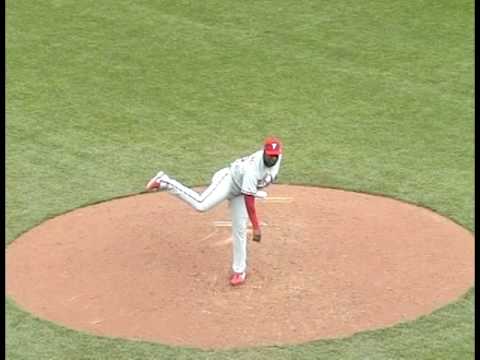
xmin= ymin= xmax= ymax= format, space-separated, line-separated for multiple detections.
xmin=229 ymin=150 xmax=282 ymax=196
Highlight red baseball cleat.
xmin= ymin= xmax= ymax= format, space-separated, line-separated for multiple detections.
xmin=145 ymin=171 xmax=168 ymax=191
xmin=230 ymin=272 xmax=246 ymax=286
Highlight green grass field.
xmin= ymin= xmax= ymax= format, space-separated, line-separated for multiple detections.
xmin=6 ymin=1 xmax=474 ymax=359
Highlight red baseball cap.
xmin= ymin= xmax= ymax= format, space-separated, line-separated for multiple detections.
xmin=264 ymin=136 xmax=283 ymax=155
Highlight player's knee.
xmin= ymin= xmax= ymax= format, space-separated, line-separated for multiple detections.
xmin=232 ymin=228 xmax=247 ymax=239
xmin=195 ymin=203 xmax=210 ymax=213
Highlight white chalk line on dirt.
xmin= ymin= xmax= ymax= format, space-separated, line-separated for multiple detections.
xmin=200 ymin=222 xmax=268 ymax=246
xmin=212 ymin=236 xmax=233 ymax=246
xmin=261 ymin=196 xmax=293 ymax=203
xmin=213 ymin=221 xmax=269 ymax=228
xmin=207 ymin=224 xmax=267 ymax=246
xmin=200 ymin=197 xmax=292 ymax=246
xmin=198 ymin=231 xmax=218 ymax=243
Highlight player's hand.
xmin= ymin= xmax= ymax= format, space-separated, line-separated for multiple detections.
xmin=253 ymin=228 xmax=262 ymax=242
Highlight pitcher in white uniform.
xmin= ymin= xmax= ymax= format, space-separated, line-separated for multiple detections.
xmin=145 ymin=137 xmax=283 ymax=286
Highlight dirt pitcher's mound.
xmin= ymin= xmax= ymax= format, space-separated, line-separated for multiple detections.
xmin=6 ymin=185 xmax=474 ymax=349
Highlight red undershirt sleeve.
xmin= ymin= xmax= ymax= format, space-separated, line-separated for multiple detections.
xmin=244 ymin=194 xmax=260 ymax=230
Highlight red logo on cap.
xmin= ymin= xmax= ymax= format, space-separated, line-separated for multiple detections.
xmin=264 ymin=137 xmax=282 ymax=155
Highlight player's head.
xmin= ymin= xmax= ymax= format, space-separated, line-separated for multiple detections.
xmin=263 ymin=136 xmax=282 ymax=167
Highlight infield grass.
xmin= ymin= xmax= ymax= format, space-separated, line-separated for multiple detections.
xmin=6 ymin=0 xmax=474 ymax=359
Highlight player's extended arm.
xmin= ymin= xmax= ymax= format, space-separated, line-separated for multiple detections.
xmin=244 ymin=194 xmax=262 ymax=242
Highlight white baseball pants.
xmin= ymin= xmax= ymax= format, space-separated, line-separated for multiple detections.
xmin=162 ymin=168 xmax=248 ymax=273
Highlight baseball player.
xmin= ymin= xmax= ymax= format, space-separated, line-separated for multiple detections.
xmin=145 ymin=136 xmax=283 ymax=286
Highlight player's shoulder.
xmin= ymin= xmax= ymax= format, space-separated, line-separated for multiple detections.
xmin=252 ymin=149 xmax=263 ymax=158
xmin=250 ymin=149 xmax=264 ymax=163
xmin=242 ymin=149 xmax=263 ymax=162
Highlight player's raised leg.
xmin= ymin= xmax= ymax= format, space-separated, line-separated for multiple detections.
xmin=146 ymin=168 xmax=233 ymax=212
